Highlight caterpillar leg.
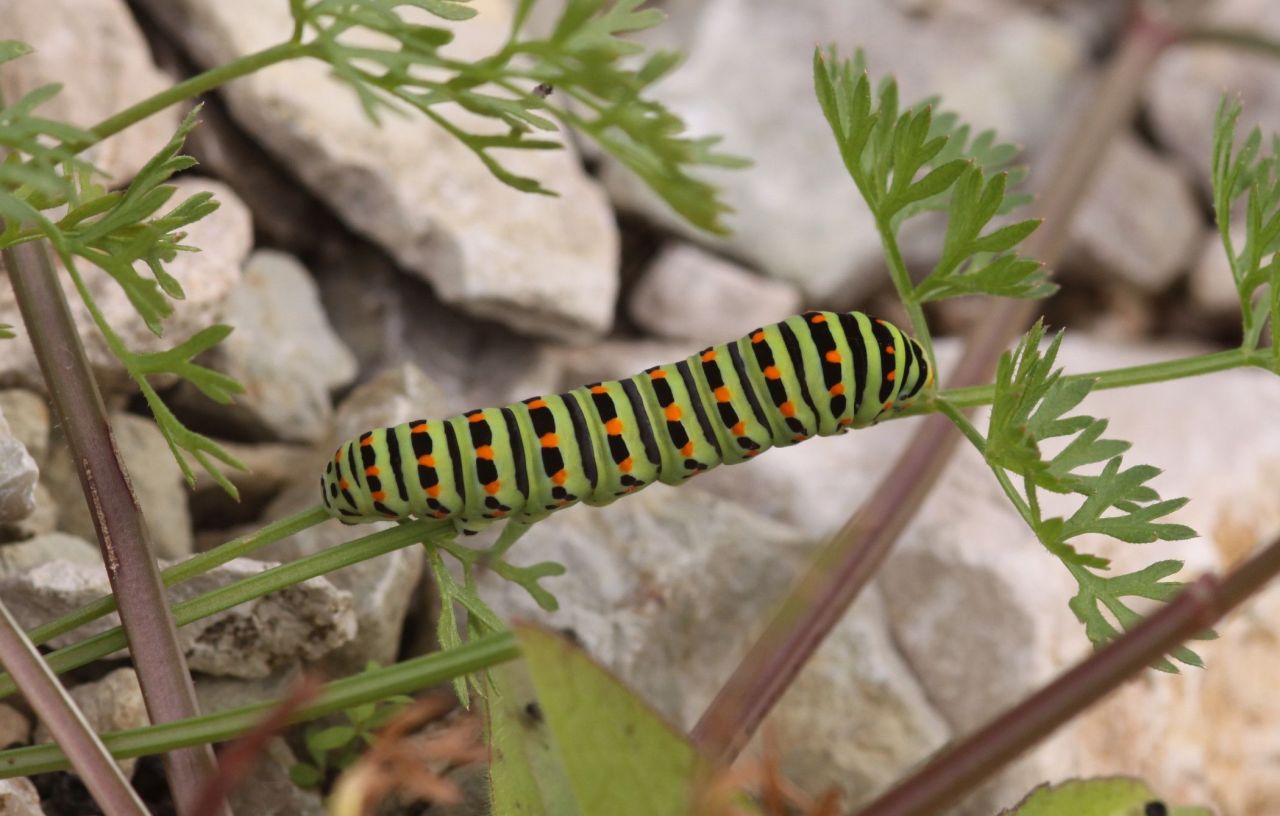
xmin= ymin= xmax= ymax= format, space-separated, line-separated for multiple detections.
xmin=487 ymin=519 xmax=534 ymax=561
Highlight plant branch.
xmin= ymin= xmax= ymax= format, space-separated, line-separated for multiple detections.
xmin=849 ymin=530 xmax=1280 ymax=816
xmin=691 ymin=7 xmax=1173 ymax=763
xmin=0 ymin=598 xmax=147 ymax=814
xmin=2 ymin=238 xmax=221 ymax=816
xmin=0 ymin=632 xmax=519 ymax=778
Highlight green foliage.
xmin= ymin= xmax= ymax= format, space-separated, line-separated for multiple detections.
xmin=981 ymin=324 xmax=1205 ymax=671
xmin=291 ymin=663 xmax=412 ymax=789
xmin=0 ymin=323 xmax=13 ymax=340
xmin=488 ymin=624 xmax=719 ymax=816
xmin=1002 ymin=777 xmax=1211 ymax=816
xmin=813 ymin=46 xmax=1052 ymax=305
xmin=1212 ymin=97 xmax=1280 ymax=358
xmin=428 ymin=522 xmax=565 ymax=704
xmin=292 ymin=0 xmax=744 ymax=232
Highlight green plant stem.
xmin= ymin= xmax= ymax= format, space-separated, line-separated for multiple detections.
xmin=0 ymin=632 xmax=519 ymax=778
xmin=0 ymin=521 xmax=450 ymax=700
xmin=0 ymin=598 xmax=147 ymax=814
xmin=876 ymin=215 xmax=935 ymax=366
xmin=851 ymin=529 xmax=1280 ymax=816
xmin=691 ymin=8 xmax=1171 ymax=764
xmin=86 ymin=42 xmax=312 ymax=145
xmin=1 ymin=238 xmax=221 ymax=816
xmin=27 ymin=506 xmax=330 ymax=648
xmin=1180 ymin=26 xmax=1280 ymax=60
xmin=925 ymin=346 xmax=1265 ymax=413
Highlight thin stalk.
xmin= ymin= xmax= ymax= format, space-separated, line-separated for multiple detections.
xmin=2 ymin=239 xmax=221 ymax=816
xmin=0 ymin=521 xmax=448 ymax=700
xmin=850 ymin=531 xmax=1280 ymax=816
xmin=1180 ymin=27 xmax=1280 ymax=60
xmin=0 ymin=598 xmax=147 ymax=815
xmin=691 ymin=6 xmax=1171 ymax=763
xmin=0 ymin=632 xmax=520 ymax=778
xmin=26 ymin=506 xmax=330 ymax=648
xmin=877 ymin=215 xmax=935 ymax=367
xmin=86 ymin=42 xmax=311 ymax=145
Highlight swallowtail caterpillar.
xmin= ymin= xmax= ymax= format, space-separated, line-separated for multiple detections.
xmin=321 ymin=311 xmax=933 ymax=540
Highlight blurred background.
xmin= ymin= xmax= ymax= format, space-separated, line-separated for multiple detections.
xmin=1 ymin=1 xmax=1278 ymax=814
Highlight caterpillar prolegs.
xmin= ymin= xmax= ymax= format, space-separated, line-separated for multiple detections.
xmin=321 ymin=311 xmax=933 ymax=534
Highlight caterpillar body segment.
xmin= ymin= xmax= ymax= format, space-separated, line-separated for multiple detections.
xmin=321 ymin=311 xmax=933 ymax=532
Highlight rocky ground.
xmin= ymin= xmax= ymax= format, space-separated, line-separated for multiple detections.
xmin=1 ymin=0 xmax=1279 ymax=814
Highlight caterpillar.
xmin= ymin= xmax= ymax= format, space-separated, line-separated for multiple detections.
xmin=321 ymin=311 xmax=933 ymax=534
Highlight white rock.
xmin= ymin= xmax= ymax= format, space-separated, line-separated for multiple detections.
xmin=137 ymin=0 xmax=619 ymax=342
xmin=0 ymin=0 xmax=181 ymax=184
xmin=1064 ymin=134 xmax=1202 ymax=292
xmin=33 ymin=668 xmax=147 ymax=777
xmin=602 ymin=0 xmax=1084 ymax=300
xmin=627 ymin=243 xmax=804 ymax=343
xmin=43 ymin=413 xmax=194 ymax=560
xmin=0 ymin=177 xmax=252 ymax=395
xmin=0 ymin=391 xmax=49 ymax=469
xmin=0 ymin=532 xmax=100 ymax=573
xmin=0 ymin=777 xmax=41 ymax=816
xmin=1190 ymin=223 xmax=1243 ymax=316
xmin=478 ymin=487 xmax=950 ymax=803
xmin=1146 ymin=0 xmax=1280 ymax=195
xmin=0 ymin=407 xmax=37 ymax=526
xmin=0 ymin=557 xmax=357 ymax=678
xmin=174 ymin=249 xmax=356 ymax=443
xmin=0 ymin=703 xmax=29 ymax=750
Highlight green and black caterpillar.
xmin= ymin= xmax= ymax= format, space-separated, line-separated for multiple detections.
xmin=321 ymin=311 xmax=933 ymax=533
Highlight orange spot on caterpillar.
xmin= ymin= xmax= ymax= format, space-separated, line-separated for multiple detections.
xmin=432 ymin=510 xmax=449 ymax=519
xmin=681 ymin=442 xmax=694 ymax=457
xmin=360 ymin=437 xmax=374 ymax=447
xmin=665 ymin=404 xmax=682 ymax=421
xmin=780 ymin=401 xmax=796 ymax=417
xmin=339 ymin=479 xmax=349 ymax=490
xmin=883 ymin=401 xmax=894 ymax=410
xmin=605 ymin=418 xmax=623 ymax=435
xmin=764 ymin=365 xmax=781 ymax=380
xmin=590 ymin=384 xmax=608 ymax=394
xmin=371 ymin=491 xmax=386 ymax=501
xmin=649 ymin=369 xmax=668 ymax=379
xmin=751 ymin=330 xmax=766 ymax=344
xmin=731 ymin=421 xmax=746 ymax=436
xmin=825 ymin=350 xmax=842 ymax=364
xmin=839 ymin=418 xmax=854 ymax=426
xmin=418 ymin=454 xmax=435 ymax=467
xmin=552 ymin=470 xmax=568 ymax=485
xmin=810 ymin=314 xmax=827 ymax=323
xmin=714 ymin=386 xmax=731 ymax=402
xmin=792 ymin=435 xmax=807 ymax=443
xmin=830 ymin=383 xmax=845 ymax=396
xmin=365 ymin=466 xmax=379 ymax=477
xmin=334 ymin=451 xmax=343 ymax=463
xmin=885 ymin=345 xmax=895 ymax=354
xmin=485 ymin=481 xmax=501 ymax=495
xmin=528 ymin=398 xmax=548 ymax=409
xmin=476 ymin=445 xmax=494 ymax=460
xmin=540 ymin=432 xmax=559 ymax=447
xmin=701 ymin=349 xmax=717 ymax=362
xmin=427 ymin=485 xmax=441 ymax=497
xmin=887 ymin=371 xmax=896 ymax=381
xmin=411 ymin=422 xmax=429 ymax=433
xmin=619 ymin=457 xmax=633 ymax=473
xmin=875 ymin=319 xmax=886 ymax=325
xmin=468 ymin=413 xmax=485 ymax=423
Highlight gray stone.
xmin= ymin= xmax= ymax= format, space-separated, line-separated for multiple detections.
xmin=43 ymin=413 xmax=194 ymax=560
xmin=173 ymin=249 xmax=356 ymax=444
xmin=0 ymin=483 xmax=57 ymax=543
xmin=0 ymin=407 xmax=37 ymax=526
xmin=189 ymin=439 xmax=314 ymax=529
xmin=0 ymin=0 xmax=181 ymax=184
xmin=0 ymin=777 xmax=41 ymax=816
xmin=0 ymin=704 xmax=29 ymax=750
xmin=1064 ymin=134 xmax=1202 ymax=292
xmin=547 ymin=338 xmax=703 ymax=392
xmin=1190 ymin=222 xmax=1243 ymax=316
xmin=34 ymin=667 xmax=147 ymax=777
xmin=601 ymin=0 xmax=1084 ymax=300
xmin=136 ymin=0 xmax=620 ymax=342
xmin=478 ymin=487 xmax=949 ymax=804
xmin=0 ymin=391 xmax=49 ymax=469
xmin=0 ymin=532 xmax=100 ymax=573
xmin=0 ymin=177 xmax=252 ymax=396
xmin=330 ymin=364 xmax=447 ymax=446
xmin=1146 ymin=0 xmax=1280 ymax=195
xmin=627 ymin=243 xmax=804 ymax=343
xmin=0 ymin=557 xmax=357 ymax=678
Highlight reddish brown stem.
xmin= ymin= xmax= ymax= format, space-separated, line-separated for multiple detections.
xmin=691 ymin=7 xmax=1173 ymax=762
xmin=851 ymin=532 xmax=1280 ymax=816
xmin=2 ymin=240 xmax=225 ymax=816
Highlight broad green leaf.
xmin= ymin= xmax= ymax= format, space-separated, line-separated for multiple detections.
xmin=486 ymin=661 xmax=579 ymax=816
xmin=1001 ymin=777 xmax=1211 ymax=816
xmin=0 ymin=41 xmax=32 ymax=65
xmin=507 ymin=623 xmax=715 ymax=816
